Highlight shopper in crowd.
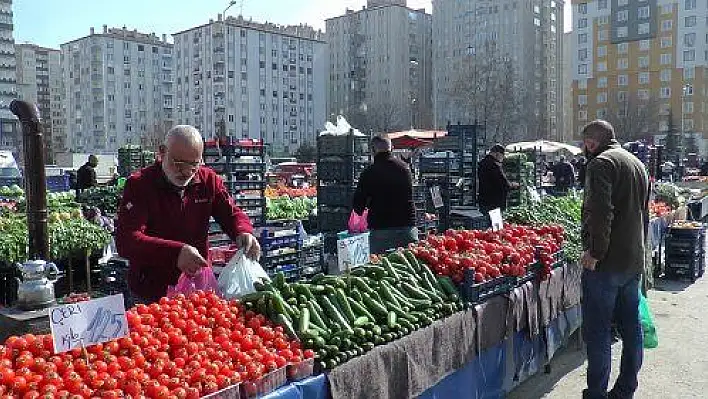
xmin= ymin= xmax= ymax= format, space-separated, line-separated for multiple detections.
xmin=552 ymin=155 xmax=575 ymax=194
xmin=477 ymin=144 xmax=519 ymax=213
xmin=76 ymin=154 xmax=99 ymax=192
xmin=352 ymin=135 xmax=417 ymax=254
xmin=577 ymin=156 xmax=587 ymax=189
xmin=580 ymin=120 xmax=649 ymax=399
xmin=116 ymin=125 xmax=260 ymax=304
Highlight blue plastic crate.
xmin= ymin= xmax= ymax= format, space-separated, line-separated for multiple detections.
xmin=46 ymin=174 xmax=70 ymax=192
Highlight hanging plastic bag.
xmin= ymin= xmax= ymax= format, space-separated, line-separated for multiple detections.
xmin=167 ymin=267 xmax=220 ymax=297
xmin=639 ymin=288 xmax=658 ymax=349
xmin=218 ymin=250 xmax=271 ymax=299
xmin=348 ymin=209 xmax=368 ymax=233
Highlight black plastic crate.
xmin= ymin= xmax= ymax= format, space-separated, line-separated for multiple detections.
xmin=665 ymin=255 xmax=703 ymax=282
xmin=665 ymin=237 xmax=703 ymax=257
xmin=318 ymin=185 xmax=355 ymax=207
xmin=323 ymin=233 xmax=339 ymax=254
xmin=317 ymin=158 xmax=368 ymax=182
xmin=448 ymin=206 xmax=489 ymax=231
xmin=0 ymin=265 xmax=19 ymax=307
xmin=419 ymin=156 xmax=460 ymax=174
xmin=234 ymin=196 xmax=266 ymax=208
xmin=318 ymin=208 xmax=350 ymax=232
xmin=262 ymin=251 xmax=301 ymax=268
xmin=226 ymin=180 xmax=267 ymax=192
xmin=459 ymin=270 xmax=515 ymax=303
xmin=265 ymin=263 xmax=301 ymax=282
xmin=666 ymin=225 xmax=705 ymax=239
xmin=318 ymin=134 xmax=368 ymax=156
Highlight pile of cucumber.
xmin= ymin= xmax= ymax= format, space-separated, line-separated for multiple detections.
xmin=241 ymin=249 xmax=464 ymax=370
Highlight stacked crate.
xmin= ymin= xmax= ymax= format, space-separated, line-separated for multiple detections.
xmin=300 ymin=235 xmax=324 ymax=280
xmin=413 ymin=184 xmax=437 ymax=238
xmin=316 ymin=132 xmax=370 ymax=254
xmin=204 ymin=139 xmax=267 ymax=230
xmin=117 ymin=145 xmax=143 ymax=177
xmin=664 ymin=223 xmax=705 ymax=282
xmin=503 ymin=153 xmax=534 ymax=208
xmin=258 ymin=221 xmax=303 ymax=282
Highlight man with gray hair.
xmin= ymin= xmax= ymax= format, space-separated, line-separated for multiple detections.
xmin=352 ymin=135 xmax=417 ymax=254
xmin=116 ymin=125 xmax=260 ymax=303
xmin=580 ymin=119 xmax=649 ymax=399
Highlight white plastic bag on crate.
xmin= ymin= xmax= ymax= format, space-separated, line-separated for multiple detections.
xmin=217 ymin=250 xmax=271 ymax=299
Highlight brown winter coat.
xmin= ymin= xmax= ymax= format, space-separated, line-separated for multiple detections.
xmin=581 ymin=141 xmax=650 ymax=274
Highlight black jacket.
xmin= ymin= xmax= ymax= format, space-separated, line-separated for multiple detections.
xmin=553 ymin=161 xmax=575 ymax=187
xmin=352 ymin=152 xmax=416 ymax=230
xmin=477 ymin=154 xmax=511 ymax=210
xmin=76 ymin=163 xmax=97 ymax=190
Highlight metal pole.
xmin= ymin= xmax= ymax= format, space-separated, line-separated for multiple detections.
xmin=10 ymin=100 xmax=49 ymax=260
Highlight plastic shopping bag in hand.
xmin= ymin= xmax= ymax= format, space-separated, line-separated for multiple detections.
xmin=218 ymin=250 xmax=271 ymax=299
xmin=348 ymin=209 xmax=368 ymax=233
xmin=167 ymin=267 xmax=220 ymax=297
xmin=639 ymin=288 xmax=659 ymax=349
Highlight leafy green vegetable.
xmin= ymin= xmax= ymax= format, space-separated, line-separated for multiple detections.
xmin=266 ymin=196 xmax=316 ymax=221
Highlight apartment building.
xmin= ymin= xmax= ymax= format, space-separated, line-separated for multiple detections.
xmin=0 ymin=0 xmax=17 ymax=152
xmin=571 ymin=0 xmax=708 ymax=153
xmin=60 ymin=26 xmax=174 ymax=154
xmin=173 ymin=15 xmax=327 ymax=154
xmin=433 ymin=0 xmax=565 ymax=142
xmin=326 ymin=0 xmax=433 ymax=131
xmin=16 ymin=44 xmax=61 ymax=161
xmin=563 ymin=31 xmax=574 ymax=142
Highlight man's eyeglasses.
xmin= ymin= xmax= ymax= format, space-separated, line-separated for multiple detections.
xmin=168 ymin=155 xmax=202 ymax=170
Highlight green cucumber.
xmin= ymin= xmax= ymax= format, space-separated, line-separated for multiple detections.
xmin=320 ymin=296 xmax=353 ymax=332
xmin=335 ymin=288 xmax=357 ymax=322
xmin=347 ymin=297 xmax=376 ymax=320
xmin=298 ymin=307 xmax=310 ymax=334
xmin=353 ymin=316 xmax=370 ymax=327
xmin=401 ymin=282 xmax=431 ymax=301
xmin=362 ymin=296 xmax=389 ymax=320
xmin=380 ymin=257 xmax=400 ymax=280
xmin=387 ymin=311 xmax=397 ymax=329
xmin=275 ymin=313 xmax=298 ymax=338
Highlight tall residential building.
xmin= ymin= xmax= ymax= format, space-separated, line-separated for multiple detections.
xmin=0 ymin=0 xmax=18 ymax=152
xmin=326 ymin=0 xmax=433 ymax=132
xmin=16 ymin=44 xmax=61 ymax=161
xmin=433 ymin=0 xmax=565 ymax=142
xmin=563 ymin=31 xmax=574 ymax=142
xmin=571 ymin=0 xmax=707 ymax=152
xmin=60 ymin=26 xmax=174 ymax=154
xmin=173 ymin=15 xmax=327 ymax=154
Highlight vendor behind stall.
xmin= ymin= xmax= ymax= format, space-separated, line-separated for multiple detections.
xmin=477 ymin=144 xmax=519 ymax=213
xmin=352 ymin=135 xmax=417 ymax=254
xmin=115 ymin=125 xmax=261 ymax=304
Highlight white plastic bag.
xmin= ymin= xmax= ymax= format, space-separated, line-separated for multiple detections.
xmin=217 ymin=250 xmax=270 ymax=299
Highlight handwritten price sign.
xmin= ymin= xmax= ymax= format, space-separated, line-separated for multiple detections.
xmin=337 ymin=232 xmax=370 ymax=272
xmin=49 ymin=294 xmax=129 ymax=354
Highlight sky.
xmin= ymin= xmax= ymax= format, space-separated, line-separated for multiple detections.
xmin=14 ymin=0 xmax=573 ymax=49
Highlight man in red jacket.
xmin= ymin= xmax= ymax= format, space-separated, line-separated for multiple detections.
xmin=116 ymin=125 xmax=260 ymax=303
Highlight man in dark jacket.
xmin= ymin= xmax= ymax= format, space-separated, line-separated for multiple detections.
xmin=552 ymin=155 xmax=575 ymax=194
xmin=352 ymin=136 xmax=417 ymax=254
xmin=76 ymin=154 xmax=99 ymax=191
xmin=477 ymin=144 xmax=518 ymax=212
xmin=580 ymin=120 xmax=649 ymax=399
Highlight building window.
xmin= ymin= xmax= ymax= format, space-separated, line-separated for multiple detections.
xmin=660 ymin=53 xmax=672 ymax=65
xmin=598 ymin=77 xmax=608 ymax=88
xmin=597 ymin=46 xmax=607 ymax=57
xmin=685 ymin=16 xmax=696 ymax=28
xmin=640 ymin=39 xmax=651 ymax=51
xmin=578 ymin=48 xmax=588 ymax=61
xmin=598 ymin=0 xmax=607 ymax=9
xmin=617 ymin=10 xmax=628 ymax=22
xmin=578 ymin=110 xmax=588 ymax=121
xmin=684 ymin=50 xmax=696 ymax=62
xmin=578 ymin=3 xmax=587 ymax=14
xmin=685 ymin=33 xmax=696 ymax=47
xmin=638 ymin=6 xmax=650 ymax=19
xmin=617 ymin=91 xmax=627 ymax=102
xmin=638 ymin=23 xmax=650 ymax=35
xmin=578 ymin=64 xmax=588 ymax=74
xmin=639 ymin=72 xmax=650 ymax=84
xmin=685 ymin=0 xmax=696 ymax=11
xmin=598 ymin=15 xmax=609 ymax=25
xmin=578 ymin=79 xmax=588 ymax=90
xmin=684 ymin=119 xmax=694 ymax=131
xmin=660 ymin=87 xmax=671 ymax=98
xmin=638 ymin=89 xmax=650 ymax=100
xmin=661 ymin=4 xmax=672 ymax=14
xmin=598 ymin=30 xmax=609 ymax=41
xmin=661 ymin=69 xmax=672 ymax=81
xmin=578 ymin=33 xmax=587 ymax=44
xmin=662 ymin=20 xmax=673 ymax=31
xmin=597 ymin=62 xmax=607 ymax=72
xmin=597 ymin=92 xmax=607 ymax=103
xmin=684 ymin=67 xmax=695 ymax=80
xmin=684 ymin=85 xmax=694 ymax=95
xmin=638 ymin=56 xmax=649 ymax=68
xmin=578 ymin=18 xmax=587 ymax=29
xmin=661 ymin=36 xmax=672 ymax=48
xmin=617 ymin=58 xmax=629 ymax=69
xmin=618 ymin=75 xmax=629 ymax=86
xmin=617 ymin=27 xmax=628 ymax=38
xmin=660 ymin=104 xmax=671 ymax=115
xmin=578 ymin=95 xmax=587 ymax=105
xmin=618 ymin=43 xmax=628 ymax=54
xmin=597 ymin=109 xmax=607 ymax=119
xmin=683 ymin=101 xmax=694 ymax=113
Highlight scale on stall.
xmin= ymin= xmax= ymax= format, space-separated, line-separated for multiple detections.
xmin=0 ymin=100 xmax=60 ymax=342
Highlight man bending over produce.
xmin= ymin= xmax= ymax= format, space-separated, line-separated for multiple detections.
xmin=580 ymin=120 xmax=649 ymax=399
xmin=352 ymin=135 xmax=418 ymax=254
xmin=116 ymin=125 xmax=260 ymax=303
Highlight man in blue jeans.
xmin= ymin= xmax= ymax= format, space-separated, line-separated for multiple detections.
xmin=580 ymin=120 xmax=650 ymax=399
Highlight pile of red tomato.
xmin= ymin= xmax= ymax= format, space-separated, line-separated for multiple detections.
xmin=0 ymin=291 xmax=314 ymax=399
xmin=411 ymin=224 xmax=565 ymax=284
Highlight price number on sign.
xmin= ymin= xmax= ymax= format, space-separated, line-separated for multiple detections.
xmin=337 ymin=232 xmax=370 ymax=272
xmin=49 ymin=294 xmax=129 ymax=354
xmin=489 ymin=208 xmax=504 ymax=231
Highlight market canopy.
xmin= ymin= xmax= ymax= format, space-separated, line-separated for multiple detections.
xmin=505 ymin=140 xmax=583 ymax=156
xmin=385 ymin=129 xmax=448 ymax=149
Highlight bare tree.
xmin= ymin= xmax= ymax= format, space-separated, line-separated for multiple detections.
xmin=343 ymin=100 xmax=406 ymax=134
xmin=604 ymin=94 xmax=660 ymax=142
xmin=446 ymin=41 xmax=526 ymax=145
xmin=142 ymin=122 xmax=169 ymax=149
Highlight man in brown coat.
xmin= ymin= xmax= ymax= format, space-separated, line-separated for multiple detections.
xmin=580 ymin=120 xmax=650 ymax=399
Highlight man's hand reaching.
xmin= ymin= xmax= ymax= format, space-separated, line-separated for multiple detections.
xmin=236 ymin=233 xmax=261 ymax=260
xmin=177 ymin=244 xmax=208 ymax=276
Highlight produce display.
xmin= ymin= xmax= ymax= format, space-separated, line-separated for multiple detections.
xmin=649 ymin=201 xmax=673 ymax=219
xmin=505 ymin=195 xmax=581 ymax=262
xmin=0 ymin=185 xmax=24 ymax=199
xmin=411 ymin=225 xmax=564 ymax=284
xmin=0 ymin=291 xmax=312 ymax=399
xmin=241 ymin=249 xmax=463 ymax=370
xmin=654 ymin=183 xmax=684 ymax=209
xmin=266 ymin=196 xmax=316 ymax=221
xmin=76 ymin=186 xmax=124 ymax=215
xmin=265 ymin=185 xmax=316 ymax=199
